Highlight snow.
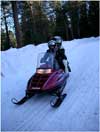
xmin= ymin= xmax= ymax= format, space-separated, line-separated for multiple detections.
xmin=1 ymin=37 xmax=99 ymax=131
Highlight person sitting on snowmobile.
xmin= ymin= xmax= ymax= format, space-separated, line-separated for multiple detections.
xmin=52 ymin=36 xmax=71 ymax=73
xmin=41 ymin=40 xmax=59 ymax=70
xmin=41 ymin=37 xmax=71 ymax=72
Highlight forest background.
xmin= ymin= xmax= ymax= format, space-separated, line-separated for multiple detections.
xmin=1 ymin=1 xmax=99 ymax=51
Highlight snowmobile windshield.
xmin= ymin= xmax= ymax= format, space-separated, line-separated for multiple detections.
xmin=37 ymin=52 xmax=55 ymax=69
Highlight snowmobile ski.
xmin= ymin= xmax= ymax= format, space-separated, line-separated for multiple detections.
xmin=11 ymin=94 xmax=33 ymax=105
xmin=50 ymin=93 xmax=67 ymax=107
xmin=67 ymin=65 xmax=71 ymax=72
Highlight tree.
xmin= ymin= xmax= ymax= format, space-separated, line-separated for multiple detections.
xmin=62 ymin=1 xmax=84 ymax=39
xmin=62 ymin=1 xmax=74 ymax=40
xmin=88 ymin=1 xmax=99 ymax=36
xmin=79 ymin=2 xmax=90 ymax=38
xmin=68 ymin=1 xmax=81 ymax=38
xmin=11 ymin=1 xmax=22 ymax=48
xmin=54 ymin=1 xmax=69 ymax=40
xmin=20 ymin=2 xmax=34 ymax=45
xmin=1 ymin=29 xmax=16 ymax=50
xmin=1 ymin=1 xmax=11 ymax=50
xmin=21 ymin=1 xmax=50 ymax=45
xmin=41 ymin=1 xmax=56 ymax=40
xmin=33 ymin=1 xmax=50 ymax=43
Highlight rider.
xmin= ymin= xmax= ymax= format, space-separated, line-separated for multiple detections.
xmin=41 ymin=37 xmax=71 ymax=72
xmin=52 ymin=36 xmax=71 ymax=72
xmin=40 ymin=40 xmax=58 ymax=69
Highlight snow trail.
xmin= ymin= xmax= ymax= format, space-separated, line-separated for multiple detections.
xmin=1 ymin=37 xmax=99 ymax=131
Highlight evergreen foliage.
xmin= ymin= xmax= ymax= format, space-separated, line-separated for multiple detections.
xmin=1 ymin=1 xmax=99 ymax=51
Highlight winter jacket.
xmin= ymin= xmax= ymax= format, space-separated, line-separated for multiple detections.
xmin=47 ymin=47 xmax=68 ymax=72
xmin=55 ymin=48 xmax=67 ymax=71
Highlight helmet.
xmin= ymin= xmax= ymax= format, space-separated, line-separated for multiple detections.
xmin=53 ymin=36 xmax=62 ymax=48
xmin=48 ymin=40 xmax=56 ymax=50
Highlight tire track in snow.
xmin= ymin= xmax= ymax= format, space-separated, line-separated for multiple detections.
xmin=15 ymin=95 xmax=51 ymax=130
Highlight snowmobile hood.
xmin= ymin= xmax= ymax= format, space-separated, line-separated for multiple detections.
xmin=28 ymin=72 xmax=52 ymax=90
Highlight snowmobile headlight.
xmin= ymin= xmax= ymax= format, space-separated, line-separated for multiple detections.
xmin=37 ymin=69 xmax=52 ymax=74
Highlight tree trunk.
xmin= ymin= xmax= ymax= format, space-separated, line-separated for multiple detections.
xmin=11 ymin=1 xmax=22 ymax=48
xmin=64 ymin=14 xmax=69 ymax=40
xmin=3 ymin=8 xmax=11 ymax=48
xmin=70 ymin=25 xmax=74 ymax=39
xmin=28 ymin=1 xmax=36 ymax=34
xmin=77 ymin=8 xmax=80 ymax=38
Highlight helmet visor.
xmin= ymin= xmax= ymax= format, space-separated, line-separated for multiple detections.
xmin=49 ymin=45 xmax=56 ymax=49
xmin=56 ymin=42 xmax=61 ymax=48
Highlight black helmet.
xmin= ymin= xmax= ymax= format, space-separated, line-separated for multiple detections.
xmin=48 ymin=40 xmax=56 ymax=50
xmin=53 ymin=36 xmax=62 ymax=48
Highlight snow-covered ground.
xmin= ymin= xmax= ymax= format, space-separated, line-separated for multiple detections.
xmin=1 ymin=37 xmax=99 ymax=131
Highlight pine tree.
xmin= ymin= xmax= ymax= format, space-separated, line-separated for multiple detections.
xmin=54 ymin=1 xmax=69 ymax=40
xmin=1 ymin=1 xmax=11 ymax=50
xmin=21 ymin=1 xmax=50 ymax=45
xmin=88 ymin=1 xmax=99 ymax=36
xmin=20 ymin=2 xmax=34 ymax=45
xmin=11 ymin=1 xmax=22 ymax=48
xmin=79 ymin=2 xmax=90 ymax=38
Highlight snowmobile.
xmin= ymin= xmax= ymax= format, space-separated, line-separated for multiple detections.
xmin=11 ymin=52 xmax=69 ymax=107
